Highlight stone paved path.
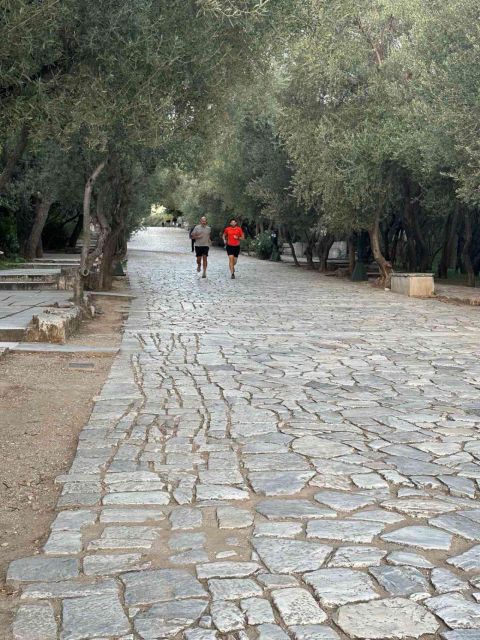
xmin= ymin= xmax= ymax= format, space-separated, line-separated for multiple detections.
xmin=8 ymin=228 xmax=480 ymax=639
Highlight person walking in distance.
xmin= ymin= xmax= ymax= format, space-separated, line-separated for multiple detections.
xmin=223 ymin=218 xmax=245 ymax=279
xmin=190 ymin=216 xmax=211 ymax=278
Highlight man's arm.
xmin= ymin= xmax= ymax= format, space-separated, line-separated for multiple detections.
xmin=222 ymin=230 xmax=227 ymax=245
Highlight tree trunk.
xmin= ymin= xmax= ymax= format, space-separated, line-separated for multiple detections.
xmin=462 ymin=209 xmax=475 ymax=287
xmin=99 ymin=228 xmax=121 ymax=290
xmin=75 ymin=161 xmax=106 ymax=303
xmin=304 ymin=232 xmax=316 ymax=269
xmin=369 ymin=212 xmax=392 ymax=287
xmin=0 ymin=124 xmax=29 ymax=194
xmin=24 ymin=194 xmax=54 ymax=260
xmin=67 ymin=213 xmax=83 ymax=249
xmin=36 ymin=235 xmax=43 ymax=258
xmin=403 ymin=177 xmax=430 ymax=271
xmin=438 ymin=207 xmax=459 ymax=279
xmin=318 ymin=234 xmax=334 ymax=273
xmin=347 ymin=236 xmax=356 ymax=274
xmin=286 ymin=228 xmax=300 ymax=267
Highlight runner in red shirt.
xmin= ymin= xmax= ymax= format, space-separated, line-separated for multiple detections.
xmin=222 ymin=218 xmax=245 ymax=279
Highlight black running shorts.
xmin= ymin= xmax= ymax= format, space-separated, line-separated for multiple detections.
xmin=226 ymin=245 xmax=240 ymax=257
xmin=195 ymin=246 xmax=209 ymax=257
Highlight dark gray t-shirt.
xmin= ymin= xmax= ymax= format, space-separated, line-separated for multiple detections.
xmin=192 ymin=225 xmax=211 ymax=247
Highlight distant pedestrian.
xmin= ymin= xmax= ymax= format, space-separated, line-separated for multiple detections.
xmin=190 ymin=216 xmax=211 ymax=278
xmin=223 ymin=218 xmax=245 ymax=279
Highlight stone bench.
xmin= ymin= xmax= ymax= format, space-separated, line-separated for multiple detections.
xmin=391 ymin=273 xmax=435 ymax=297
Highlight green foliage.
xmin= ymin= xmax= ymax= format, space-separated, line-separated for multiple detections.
xmin=252 ymin=231 xmax=273 ymax=260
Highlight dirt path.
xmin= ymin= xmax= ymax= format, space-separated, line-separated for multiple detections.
xmin=0 ymin=295 xmax=128 ymax=637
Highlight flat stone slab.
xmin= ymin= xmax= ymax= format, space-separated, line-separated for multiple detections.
xmin=253 ymin=539 xmax=332 ymax=574
xmin=122 ymin=569 xmax=207 ymax=606
xmin=329 ymin=546 xmax=386 ymax=568
xmin=307 ymin=519 xmax=384 ymax=543
xmin=336 ymin=597 xmax=439 ymax=638
xmin=426 ymin=593 xmax=480 ymax=629
xmin=256 ymin=499 xmax=335 ymax=520
xmin=369 ymin=565 xmax=430 ymax=598
xmin=304 ymin=569 xmax=380 ymax=606
xmin=271 ymin=587 xmax=327 ymax=625
xmin=292 ymin=436 xmax=353 ymax=458
xmin=7 ymin=557 xmax=79 ymax=583
xmin=61 ymin=593 xmax=130 ymax=640
xmin=314 ymin=490 xmax=376 ymax=512
xmin=134 ymin=599 xmax=207 ymax=638
xmin=13 ymin=603 xmax=57 ymax=640
xmin=381 ymin=525 xmax=452 ymax=550
xmin=448 ymin=545 xmax=480 ymax=571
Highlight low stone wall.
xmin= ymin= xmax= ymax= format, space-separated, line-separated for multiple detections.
xmin=391 ymin=273 xmax=434 ymax=297
xmin=26 ymin=305 xmax=85 ymax=344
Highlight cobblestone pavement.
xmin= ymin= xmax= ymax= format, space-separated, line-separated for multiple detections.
xmin=8 ymin=228 xmax=480 ymax=639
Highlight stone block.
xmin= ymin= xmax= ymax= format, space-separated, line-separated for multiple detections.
xmin=391 ymin=273 xmax=434 ymax=298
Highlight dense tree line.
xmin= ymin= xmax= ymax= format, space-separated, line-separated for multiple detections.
xmin=0 ymin=0 xmax=288 ymax=296
xmin=1 ymin=1 xmax=480 ymax=290
xmin=170 ymin=0 xmax=480 ymax=286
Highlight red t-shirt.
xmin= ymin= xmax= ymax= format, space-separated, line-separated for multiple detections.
xmin=224 ymin=226 xmax=244 ymax=246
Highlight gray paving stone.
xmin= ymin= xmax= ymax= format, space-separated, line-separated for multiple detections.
xmin=256 ymin=624 xmax=290 ymax=640
xmin=13 ymin=603 xmax=57 ymax=640
xmin=447 ymin=545 xmax=480 ymax=571
xmin=248 ymin=470 xmax=314 ymax=495
xmin=240 ymin=597 xmax=275 ymax=624
xmin=290 ymin=626 xmax=340 ymax=640
xmin=21 ymin=579 xmax=118 ymax=599
xmin=210 ymin=600 xmax=244 ymax=632
xmin=7 ymin=557 xmax=79 ymax=583
xmin=369 ymin=565 xmax=430 ymax=598
xmin=381 ymin=525 xmax=452 ymax=550
xmin=103 ymin=490 xmax=170 ymax=505
xmin=441 ymin=631 xmax=480 ymax=639
xmin=329 ymin=546 xmax=386 ymax=568
xmin=431 ymin=568 xmax=469 ymax=593
xmin=208 ymin=578 xmax=263 ymax=600
xmin=254 ymin=522 xmax=303 ymax=538
xmin=196 ymin=562 xmax=260 ymax=579
xmin=350 ymin=508 xmax=404 ymax=524
xmin=61 ymin=593 xmax=130 ymax=640
xmin=426 ymin=593 xmax=480 ymax=628
xmin=122 ymin=569 xmax=207 ymax=605
xmin=381 ymin=497 xmax=456 ymax=518
xmin=387 ymin=551 xmax=433 ymax=568
xmin=304 ymin=569 xmax=380 ymax=606
xmin=314 ymin=490 xmax=376 ymax=512
xmin=83 ymin=553 xmax=147 ymax=576
xmin=336 ymin=597 xmax=439 ymax=638
xmin=430 ymin=514 xmax=480 ymax=541
xmin=307 ymin=519 xmax=384 ymax=543
xmin=170 ymin=507 xmax=203 ymax=530
xmin=184 ymin=630 xmax=218 ymax=640
xmin=196 ymin=485 xmax=249 ymax=501
xmin=256 ymin=499 xmax=335 ymax=520
xmin=272 ymin=587 xmax=327 ymax=625
xmin=217 ymin=506 xmax=253 ymax=529
xmin=253 ymin=538 xmax=332 ymax=574
xmin=257 ymin=573 xmax=299 ymax=589
xmin=292 ymin=435 xmax=353 ymax=458
xmin=133 ymin=599 xmax=207 ymax=638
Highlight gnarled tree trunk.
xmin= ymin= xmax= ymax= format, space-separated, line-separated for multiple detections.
xmin=24 ymin=193 xmax=54 ymax=260
xmin=369 ymin=212 xmax=392 ymax=287
xmin=75 ymin=160 xmax=106 ymax=303
xmin=347 ymin=236 xmax=356 ymax=274
xmin=317 ymin=233 xmax=334 ymax=273
xmin=438 ymin=207 xmax=459 ymax=279
xmin=285 ymin=227 xmax=300 ymax=267
xmin=462 ymin=209 xmax=475 ymax=287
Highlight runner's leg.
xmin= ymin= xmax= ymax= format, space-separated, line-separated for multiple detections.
xmin=203 ymin=255 xmax=208 ymax=275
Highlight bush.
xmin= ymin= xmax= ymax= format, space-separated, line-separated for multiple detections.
xmin=252 ymin=231 xmax=274 ymax=260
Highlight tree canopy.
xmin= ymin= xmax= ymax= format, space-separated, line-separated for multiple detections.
xmin=1 ymin=0 xmax=480 ymax=287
